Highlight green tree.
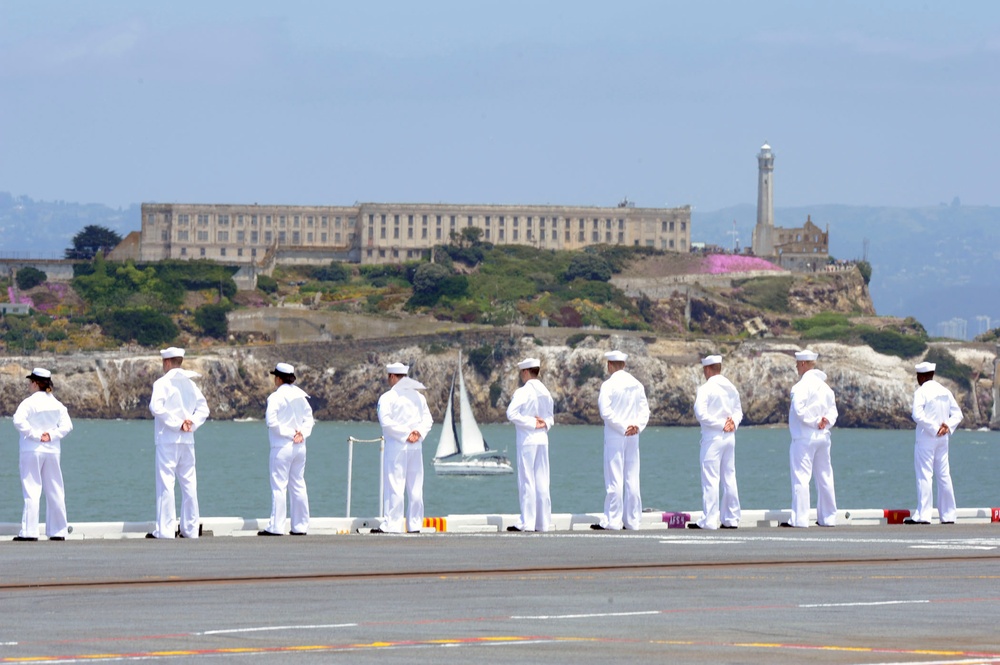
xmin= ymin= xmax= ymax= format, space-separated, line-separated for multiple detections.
xmin=564 ymin=253 xmax=612 ymax=282
xmin=65 ymin=225 xmax=123 ymax=259
xmin=99 ymin=308 xmax=178 ymax=346
xmin=312 ymin=261 xmax=351 ymax=282
xmin=194 ymin=303 xmax=231 ymax=339
xmin=856 ymin=260 xmax=872 ymax=286
xmin=15 ymin=266 xmax=46 ymax=290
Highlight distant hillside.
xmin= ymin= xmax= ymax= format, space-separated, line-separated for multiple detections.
xmin=693 ymin=204 xmax=1000 ymax=337
xmin=0 ymin=192 xmax=138 ymax=258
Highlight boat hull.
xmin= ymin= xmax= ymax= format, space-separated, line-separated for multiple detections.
xmin=433 ymin=455 xmax=514 ymax=476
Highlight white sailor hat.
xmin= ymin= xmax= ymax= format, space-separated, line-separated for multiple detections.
xmin=915 ymin=361 xmax=936 ymax=373
xmin=517 ymin=358 xmax=540 ymax=370
xmin=271 ymin=362 xmax=295 ymax=377
xmin=794 ymin=350 xmax=818 ymax=362
xmin=604 ymin=350 xmax=628 ymax=362
xmin=27 ymin=367 xmax=51 ymax=379
xmin=386 ymin=362 xmax=409 ymax=375
xmin=701 ymin=355 xmax=723 ymax=366
xmin=160 ymin=347 xmax=185 ymax=359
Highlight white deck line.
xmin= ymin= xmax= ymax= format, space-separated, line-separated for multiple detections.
xmin=1 ymin=507 xmax=995 ymax=540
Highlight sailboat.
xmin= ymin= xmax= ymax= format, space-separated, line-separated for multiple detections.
xmin=433 ymin=351 xmax=513 ymax=475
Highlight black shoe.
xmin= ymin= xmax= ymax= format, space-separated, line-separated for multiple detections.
xmin=49 ymin=536 xmax=66 ymax=541
xmin=290 ymin=531 xmax=307 ymax=536
xmin=370 ymin=527 xmax=385 ymax=534
xmin=720 ymin=524 xmax=738 ymax=529
xmin=779 ymin=522 xmax=796 ymax=528
xmin=589 ymin=524 xmax=607 ymax=530
xmin=903 ymin=518 xmax=930 ymax=525
xmin=686 ymin=523 xmax=702 ymax=529
xmin=506 ymin=525 xmax=522 ymax=532
xmin=257 ymin=530 xmax=282 ymax=536
xmin=940 ymin=521 xmax=955 ymax=524
xmin=13 ymin=536 xmax=38 ymax=541
xmin=145 ymin=532 xmax=157 ymax=539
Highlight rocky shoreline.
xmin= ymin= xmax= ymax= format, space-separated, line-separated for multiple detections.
xmin=0 ymin=334 xmax=996 ymax=430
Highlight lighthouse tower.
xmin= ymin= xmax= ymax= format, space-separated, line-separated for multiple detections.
xmin=751 ymin=143 xmax=775 ymax=257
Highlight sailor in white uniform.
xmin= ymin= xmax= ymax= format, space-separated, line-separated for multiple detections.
xmin=12 ymin=368 xmax=73 ymax=541
xmin=593 ymin=350 xmax=650 ymax=531
xmin=505 ymin=357 xmax=555 ymax=533
xmin=148 ymin=347 xmax=209 ymax=539
xmin=374 ymin=362 xmax=433 ymax=534
xmin=259 ymin=363 xmax=314 ymax=536
xmin=782 ymin=349 xmax=839 ymax=528
xmin=689 ymin=355 xmax=743 ymax=530
xmin=905 ymin=361 xmax=963 ymax=525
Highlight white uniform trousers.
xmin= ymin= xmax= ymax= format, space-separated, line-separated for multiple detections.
xmin=515 ymin=443 xmax=551 ymax=532
xmin=789 ymin=437 xmax=837 ymax=527
xmin=379 ymin=439 xmax=424 ymax=533
xmin=154 ymin=443 xmax=199 ymax=538
xmin=913 ymin=438 xmax=957 ymax=523
xmin=19 ymin=450 xmax=68 ymax=539
xmin=697 ymin=434 xmax=740 ymax=529
xmin=267 ymin=443 xmax=309 ymax=534
xmin=602 ymin=436 xmax=642 ymax=530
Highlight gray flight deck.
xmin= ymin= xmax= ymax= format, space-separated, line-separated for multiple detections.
xmin=2 ymin=523 xmax=1000 ymax=664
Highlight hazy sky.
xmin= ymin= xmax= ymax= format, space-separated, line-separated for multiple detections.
xmin=2 ymin=2 xmax=998 ymax=211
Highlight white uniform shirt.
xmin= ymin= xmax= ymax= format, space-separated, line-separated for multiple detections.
xmin=598 ymin=370 xmax=650 ymax=437
xmin=789 ymin=368 xmax=838 ymax=442
xmin=149 ymin=368 xmax=209 ymax=445
xmin=378 ymin=380 xmax=433 ymax=446
xmin=266 ymin=383 xmax=315 ymax=448
xmin=506 ymin=379 xmax=555 ymax=446
xmin=912 ymin=379 xmax=963 ymax=444
xmin=12 ymin=391 xmax=73 ymax=453
xmin=694 ymin=374 xmax=743 ymax=442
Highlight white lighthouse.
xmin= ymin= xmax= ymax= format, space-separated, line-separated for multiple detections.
xmin=752 ymin=142 xmax=775 ymax=257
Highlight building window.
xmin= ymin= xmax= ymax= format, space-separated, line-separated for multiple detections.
xmin=565 ymin=229 xmax=570 ymax=241
xmin=485 ymin=229 xmax=491 ymax=240
xmin=307 ymin=216 xmax=314 ymax=227
xmin=321 ymin=232 xmax=328 ymax=243
xmin=682 ymin=222 xmax=687 ymax=232
xmin=605 ymin=231 xmax=611 ymax=242
xmin=279 ymin=231 xmax=287 ymax=244
xmin=197 ymin=215 xmax=208 ymax=226
xmin=293 ymin=216 xmax=300 ymax=228
xmin=199 ymin=248 xmax=206 ymax=257
xmin=219 ymin=215 xmax=230 ymax=227
xmin=306 ymin=232 xmax=313 ymax=242
xmin=421 ymin=228 xmax=427 ymax=239
xmin=178 ymin=214 xmax=189 ymax=225
xmin=393 ymin=227 xmax=399 ymax=239
xmin=451 ymin=215 xmax=457 ymax=227
xmin=251 ymin=248 xmax=257 ymax=257
xmin=237 ymin=231 xmax=245 ymax=242
xmin=331 ymin=232 xmax=337 ymax=243
xmin=265 ymin=231 xmax=273 ymax=243
xmin=578 ymin=231 xmax=584 ymax=242
xmin=180 ymin=247 xmax=187 ymax=256
xmin=618 ymin=232 xmax=624 ymax=243
xmin=279 ymin=216 xmax=286 ymax=228
xmin=197 ymin=231 xmax=209 ymax=241
xmin=579 ymin=219 xmax=585 ymax=229
xmin=592 ymin=231 xmax=599 ymax=242
xmin=540 ymin=230 xmax=546 ymax=241
xmin=237 ymin=248 xmax=243 ymax=257
xmin=408 ymin=227 xmax=413 ymax=239
xmin=322 ymin=216 xmax=329 ymax=228
xmin=237 ymin=215 xmax=244 ymax=227
xmin=436 ymin=228 xmax=442 ymax=240
xmin=251 ymin=215 xmax=258 ymax=226
xmin=217 ymin=231 xmax=229 ymax=242
xmin=265 ymin=216 xmax=272 ymax=226
xmin=499 ymin=229 xmax=505 ymax=240
xmin=251 ymin=231 xmax=259 ymax=243
xmin=669 ymin=239 xmax=675 ymax=249
xmin=619 ymin=219 xmax=624 ymax=229
xmin=381 ymin=227 xmax=387 ymax=239
xmin=177 ymin=230 xmax=189 ymax=241
xmin=292 ymin=231 xmax=300 ymax=244
xmin=513 ymin=229 xmax=519 ymax=241
xmin=220 ymin=247 xmax=227 ymax=257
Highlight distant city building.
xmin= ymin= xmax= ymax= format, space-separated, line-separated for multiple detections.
xmin=750 ymin=143 xmax=830 ymax=272
xmin=138 ymin=201 xmax=691 ymax=266
xmin=975 ymin=315 xmax=993 ymax=336
xmin=937 ymin=317 xmax=968 ymax=340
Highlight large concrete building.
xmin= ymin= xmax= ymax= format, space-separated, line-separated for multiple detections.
xmin=139 ymin=201 xmax=691 ymax=266
xmin=750 ymin=143 xmax=829 ymax=271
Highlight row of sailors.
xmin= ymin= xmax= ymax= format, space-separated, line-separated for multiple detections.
xmin=8 ymin=348 xmax=962 ymax=540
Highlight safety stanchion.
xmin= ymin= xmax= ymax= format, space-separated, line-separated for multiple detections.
xmin=346 ymin=436 xmax=384 ymax=518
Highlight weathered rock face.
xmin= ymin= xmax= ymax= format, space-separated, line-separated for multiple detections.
xmin=1 ymin=336 xmax=994 ymax=430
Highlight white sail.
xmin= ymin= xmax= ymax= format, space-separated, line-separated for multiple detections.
xmin=434 ymin=378 xmax=459 ymax=459
xmin=457 ymin=353 xmax=488 ymax=456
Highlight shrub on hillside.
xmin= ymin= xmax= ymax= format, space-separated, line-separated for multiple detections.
xmin=99 ymin=308 xmax=178 ymax=346
xmin=194 ymin=303 xmax=232 ymax=339
xmin=859 ymin=328 xmax=927 ymax=359
xmin=923 ymin=347 xmax=973 ymax=389
xmin=732 ymin=276 xmax=793 ymax=312
xmin=16 ymin=266 xmax=47 ymax=290
xmin=256 ymin=274 xmax=278 ymax=293
xmin=311 ymin=261 xmax=351 ymax=283
xmin=564 ymin=253 xmax=612 ymax=282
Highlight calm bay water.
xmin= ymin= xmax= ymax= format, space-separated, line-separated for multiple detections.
xmin=2 ymin=419 xmax=998 ymax=523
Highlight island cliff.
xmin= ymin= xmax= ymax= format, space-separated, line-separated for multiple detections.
xmin=1 ymin=333 xmax=995 ymax=430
